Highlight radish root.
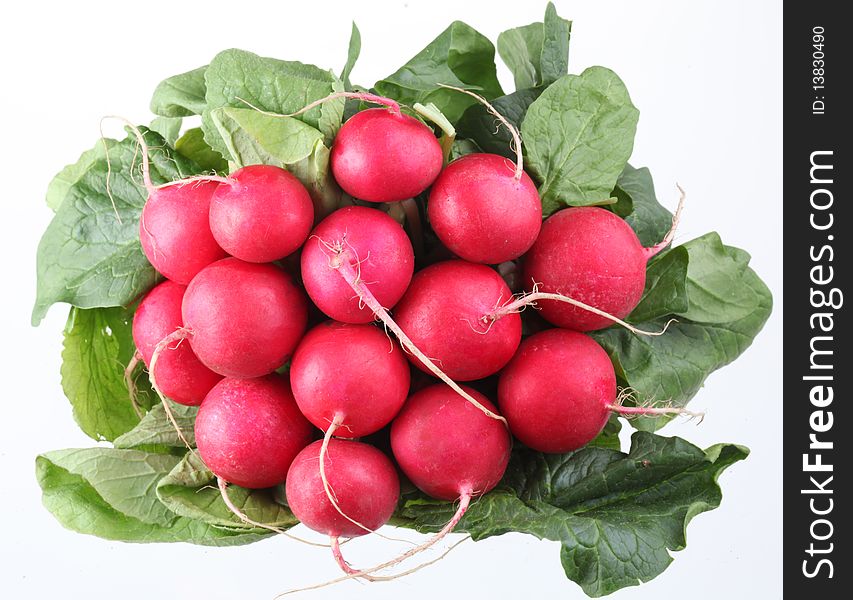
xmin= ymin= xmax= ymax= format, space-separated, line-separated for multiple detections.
xmin=437 ymin=83 xmax=524 ymax=180
xmin=276 ymin=535 xmax=471 ymax=597
xmin=316 ymin=237 xmax=507 ymax=425
xmin=487 ymin=282 xmax=676 ymax=337
xmin=237 ymin=91 xmax=401 ymax=118
xmin=607 ymin=388 xmax=705 ymax=422
xmin=644 ymin=184 xmax=687 ymax=260
xmin=148 ymin=328 xmax=194 ymax=451
xmin=124 ymin=350 xmax=144 ymax=419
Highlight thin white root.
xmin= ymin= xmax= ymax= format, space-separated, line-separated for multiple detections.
xmin=148 ymin=328 xmax=194 ymax=451
xmin=276 ymin=535 xmax=471 ymax=596
xmin=237 ymin=91 xmax=401 ymax=119
xmin=488 ymin=283 xmax=675 ymax=337
xmin=100 ymin=116 xmax=159 ymax=223
xmin=319 ymin=416 xmax=378 ymax=535
xmin=644 ymin=184 xmax=687 ymax=259
xmin=321 ymin=239 xmax=507 ymax=425
xmin=216 ymin=478 xmax=332 ymax=548
xmin=156 ymin=174 xmax=233 ymax=189
xmin=607 ymin=388 xmax=705 ymax=422
xmin=437 ymin=83 xmax=524 ymax=180
xmin=123 ymin=350 xmax=144 ymax=419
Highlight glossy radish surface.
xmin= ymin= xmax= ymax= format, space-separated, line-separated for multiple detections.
xmin=182 ymin=258 xmax=307 ymax=378
xmin=498 ymin=328 xmax=616 ymax=453
xmin=195 ymin=375 xmax=314 ymax=489
xmin=209 ymin=165 xmax=313 ymax=263
xmin=393 ymin=260 xmax=521 ymax=381
xmin=523 ymin=206 xmax=648 ymax=331
xmin=286 ymin=439 xmax=399 ymax=537
xmin=428 ymin=153 xmax=541 ymax=264
xmin=132 ymin=281 xmax=222 ymax=406
xmin=301 ymin=206 xmax=414 ymax=323
xmin=290 ymin=321 xmax=410 ymax=437
xmin=139 ymin=180 xmax=226 ymax=284
xmin=331 ymin=108 xmax=443 ymax=202
xmin=391 ymin=384 xmax=511 ymax=501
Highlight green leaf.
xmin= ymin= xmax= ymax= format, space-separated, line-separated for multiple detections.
xmin=113 ymin=403 xmax=197 ymax=450
xmin=208 ymin=107 xmax=324 ymax=167
xmin=540 ymin=3 xmax=572 ymax=85
xmin=456 ymin=87 xmax=542 ymax=160
xmin=629 ymin=247 xmax=689 ymax=323
xmin=33 ymin=127 xmax=200 ymax=325
xmin=396 ymin=432 xmax=748 ymax=597
xmin=45 ymin=140 xmax=115 ymax=212
xmin=202 ymin=49 xmax=335 ymax=158
xmin=289 ymin=138 xmax=346 ymax=219
xmin=592 ymin=265 xmax=772 ymax=430
xmin=449 ymin=138 xmax=483 ymax=161
xmin=522 ymin=67 xmax=639 ymax=215
xmin=497 ymin=24 xmax=543 ymax=90
xmin=150 ymin=66 xmax=208 ymax=117
xmin=678 ymin=233 xmax=759 ymax=323
xmin=61 ymin=306 xmax=154 ymax=442
xmin=616 ymin=164 xmax=673 ymax=246
xmin=497 ymin=2 xmax=571 ymax=90
xmin=148 ymin=116 xmax=182 ymax=146
xmin=175 ymin=127 xmax=228 ymax=173
xmin=41 ymin=448 xmax=180 ymax=525
xmin=341 ymin=22 xmax=361 ymax=90
xmin=318 ymin=79 xmax=346 ymax=146
xmin=36 ymin=449 xmax=267 ymax=546
xmin=375 ymin=21 xmax=503 ymax=123
xmin=156 ymin=453 xmax=297 ymax=531
xmin=587 ymin=414 xmax=622 ymax=450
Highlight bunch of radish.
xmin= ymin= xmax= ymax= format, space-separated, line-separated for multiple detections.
xmin=127 ymin=90 xmax=689 ymax=581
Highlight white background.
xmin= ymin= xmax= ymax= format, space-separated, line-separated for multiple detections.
xmin=0 ymin=1 xmax=782 ymax=598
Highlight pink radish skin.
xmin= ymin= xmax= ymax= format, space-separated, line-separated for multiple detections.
xmin=182 ymin=258 xmax=307 ymax=378
xmin=428 ymin=153 xmax=542 ymax=264
xmin=393 ymin=260 xmax=521 ymax=381
xmin=139 ymin=180 xmax=227 ymax=284
xmin=195 ymin=375 xmax=313 ymax=489
xmin=209 ymin=165 xmax=314 ymax=263
xmin=523 ymin=207 xmax=650 ymax=331
xmin=301 ymin=206 xmax=414 ymax=324
xmin=391 ymin=384 xmax=511 ymax=501
xmin=131 ymin=281 xmax=222 ymax=406
xmin=331 ymin=108 xmax=443 ymax=202
xmin=290 ymin=321 xmax=411 ymax=437
xmin=286 ymin=439 xmax=400 ymax=537
xmin=498 ymin=329 xmax=616 ymax=453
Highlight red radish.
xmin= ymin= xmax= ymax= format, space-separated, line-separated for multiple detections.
xmin=428 ymin=154 xmax=541 ymax=264
xmin=290 ymin=321 xmax=410 ymax=438
xmin=195 ymin=375 xmax=313 ymax=489
xmin=100 ymin=118 xmax=228 ymax=285
xmin=208 ymin=165 xmax=314 ymax=263
xmin=522 ymin=196 xmax=683 ymax=331
xmin=301 ymin=206 xmax=414 ymax=324
xmin=286 ymin=439 xmax=399 ymax=538
xmin=131 ymin=281 xmax=222 ymax=406
xmin=139 ymin=180 xmax=227 ymax=284
xmin=393 ymin=260 xmax=521 ymax=381
xmin=182 ymin=258 xmax=307 ymax=378
xmin=302 ymin=208 xmax=504 ymax=424
xmin=498 ymin=329 xmax=615 ymax=452
xmin=392 ymin=384 xmax=511 ymax=501
xmin=498 ymin=329 xmax=697 ymax=452
xmin=331 ymin=107 xmax=443 ymax=202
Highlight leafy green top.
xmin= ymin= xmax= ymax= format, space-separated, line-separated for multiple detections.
xmin=33 ymin=3 xmax=770 ymax=596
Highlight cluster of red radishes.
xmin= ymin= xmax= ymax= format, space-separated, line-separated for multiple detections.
xmin=130 ymin=92 xmax=677 ymax=574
